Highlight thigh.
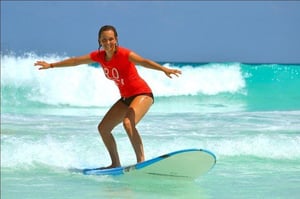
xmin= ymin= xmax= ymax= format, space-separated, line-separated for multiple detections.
xmin=127 ymin=95 xmax=153 ymax=124
xmin=100 ymin=100 xmax=128 ymax=132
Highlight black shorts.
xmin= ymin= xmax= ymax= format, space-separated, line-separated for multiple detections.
xmin=119 ymin=93 xmax=154 ymax=106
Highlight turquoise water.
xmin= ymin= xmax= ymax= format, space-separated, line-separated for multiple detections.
xmin=1 ymin=53 xmax=300 ymax=198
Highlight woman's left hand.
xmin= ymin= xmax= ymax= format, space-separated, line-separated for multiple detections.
xmin=164 ymin=68 xmax=182 ymax=78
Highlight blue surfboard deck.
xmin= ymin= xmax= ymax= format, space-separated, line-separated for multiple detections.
xmin=82 ymin=148 xmax=216 ymax=179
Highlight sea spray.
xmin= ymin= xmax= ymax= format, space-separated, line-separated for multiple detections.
xmin=2 ymin=53 xmax=246 ymax=109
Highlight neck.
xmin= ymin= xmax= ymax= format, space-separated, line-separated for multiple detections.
xmin=105 ymin=47 xmax=117 ymax=61
xmin=106 ymin=51 xmax=113 ymax=57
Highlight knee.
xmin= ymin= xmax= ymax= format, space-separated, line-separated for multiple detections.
xmin=98 ymin=122 xmax=109 ymax=137
xmin=123 ymin=117 xmax=134 ymax=132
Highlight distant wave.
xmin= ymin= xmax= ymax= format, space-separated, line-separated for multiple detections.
xmin=2 ymin=53 xmax=245 ymax=106
xmin=2 ymin=53 xmax=300 ymax=112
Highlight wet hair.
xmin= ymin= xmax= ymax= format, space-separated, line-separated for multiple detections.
xmin=98 ymin=25 xmax=118 ymax=39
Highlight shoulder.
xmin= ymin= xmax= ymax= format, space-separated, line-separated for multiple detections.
xmin=90 ymin=50 xmax=104 ymax=62
xmin=117 ymin=46 xmax=132 ymax=55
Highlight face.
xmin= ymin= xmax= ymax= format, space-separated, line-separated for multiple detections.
xmin=99 ymin=30 xmax=118 ymax=52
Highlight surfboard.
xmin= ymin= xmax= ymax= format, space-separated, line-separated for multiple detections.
xmin=82 ymin=148 xmax=216 ymax=179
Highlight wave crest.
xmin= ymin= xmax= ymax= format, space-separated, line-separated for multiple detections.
xmin=1 ymin=53 xmax=246 ymax=107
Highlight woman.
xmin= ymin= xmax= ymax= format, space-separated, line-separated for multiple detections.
xmin=34 ymin=25 xmax=181 ymax=169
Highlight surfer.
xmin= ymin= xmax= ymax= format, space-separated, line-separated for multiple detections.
xmin=34 ymin=25 xmax=181 ymax=169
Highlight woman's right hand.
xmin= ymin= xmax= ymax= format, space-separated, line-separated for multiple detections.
xmin=34 ymin=61 xmax=52 ymax=70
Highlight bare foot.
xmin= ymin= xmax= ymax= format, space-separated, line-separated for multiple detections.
xmin=99 ymin=164 xmax=121 ymax=170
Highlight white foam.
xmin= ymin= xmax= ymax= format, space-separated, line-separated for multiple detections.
xmin=211 ymin=135 xmax=300 ymax=159
xmin=140 ymin=63 xmax=246 ymax=96
xmin=2 ymin=53 xmax=246 ymax=107
xmin=2 ymin=130 xmax=299 ymax=170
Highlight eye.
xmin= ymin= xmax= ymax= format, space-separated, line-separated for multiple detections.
xmin=101 ymin=37 xmax=115 ymax=43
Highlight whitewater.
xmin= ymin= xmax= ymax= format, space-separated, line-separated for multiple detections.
xmin=1 ymin=53 xmax=300 ymax=199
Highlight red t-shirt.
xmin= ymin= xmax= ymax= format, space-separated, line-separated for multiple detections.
xmin=90 ymin=47 xmax=152 ymax=98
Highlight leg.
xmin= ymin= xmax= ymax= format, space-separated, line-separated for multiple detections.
xmin=123 ymin=95 xmax=153 ymax=163
xmin=98 ymin=100 xmax=128 ymax=168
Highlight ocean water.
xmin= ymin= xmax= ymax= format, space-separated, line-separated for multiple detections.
xmin=1 ymin=53 xmax=300 ymax=199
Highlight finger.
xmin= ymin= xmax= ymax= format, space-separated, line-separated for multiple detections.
xmin=165 ymin=72 xmax=172 ymax=78
xmin=35 ymin=61 xmax=46 ymax=66
xmin=175 ymin=69 xmax=182 ymax=74
xmin=172 ymin=71 xmax=180 ymax=77
xmin=38 ymin=66 xmax=48 ymax=70
xmin=34 ymin=62 xmax=41 ymax=66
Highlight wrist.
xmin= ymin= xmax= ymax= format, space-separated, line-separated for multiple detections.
xmin=161 ymin=66 xmax=168 ymax=72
